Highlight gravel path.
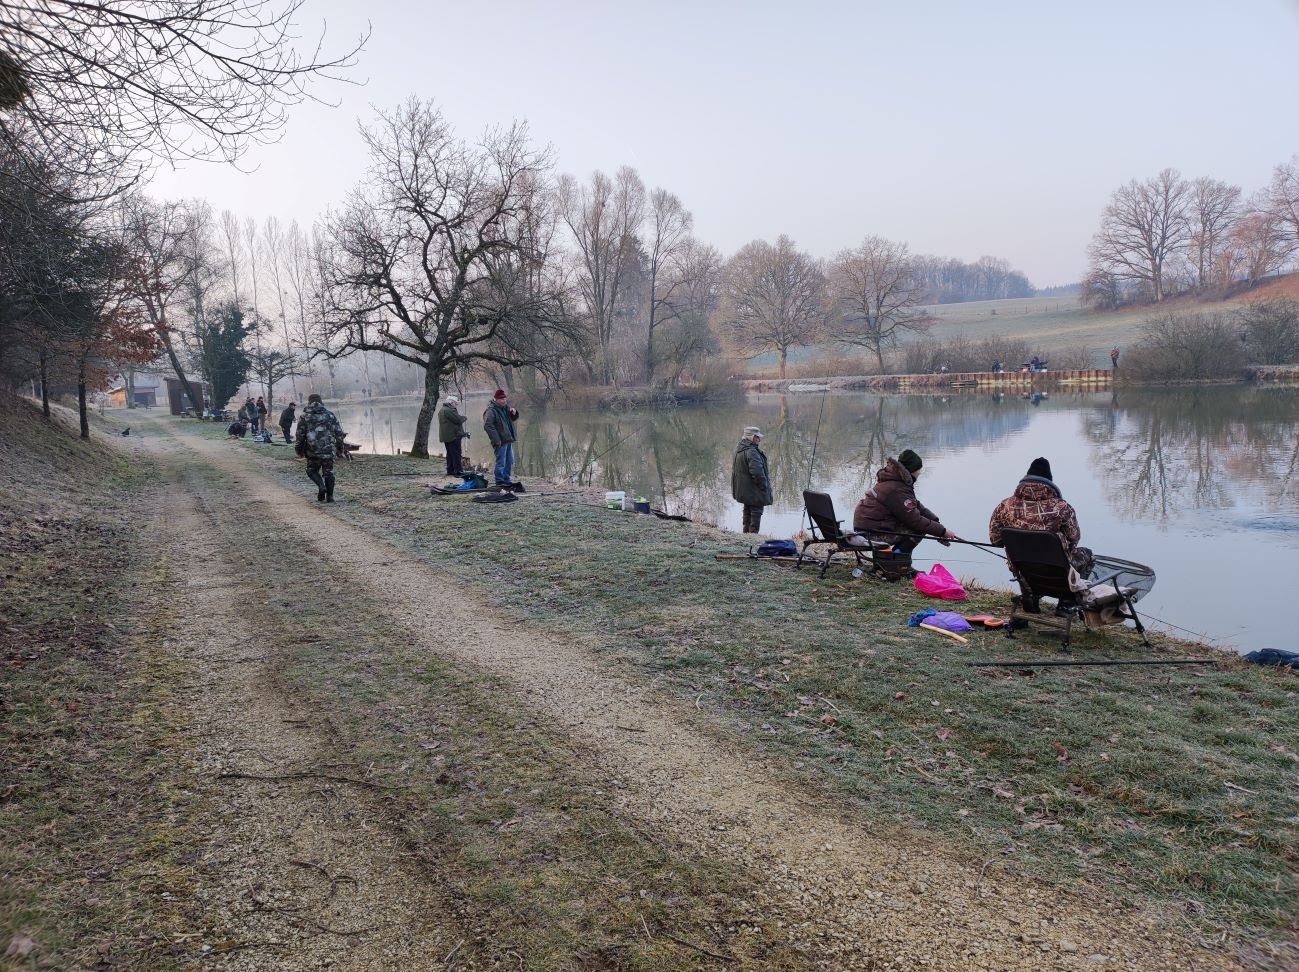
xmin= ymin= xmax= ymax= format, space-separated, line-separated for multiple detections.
xmin=133 ymin=415 xmax=1239 ymax=970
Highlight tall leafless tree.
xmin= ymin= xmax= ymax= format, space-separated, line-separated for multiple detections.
xmin=559 ymin=166 xmax=646 ymax=385
xmin=1088 ymin=168 xmax=1190 ymax=303
xmin=717 ymin=235 xmax=826 ymax=379
xmin=219 ymin=208 xmax=245 ymax=305
xmin=1186 ymin=177 xmax=1240 ymax=289
xmin=1227 ymin=207 xmax=1291 ymax=284
xmin=318 ymin=98 xmax=577 ymax=457
xmin=642 ymin=187 xmax=692 ymax=383
xmin=0 ymin=0 xmax=365 ymax=189
xmin=1262 ymin=156 xmax=1299 ymax=253
xmin=826 ymin=236 xmax=932 ymax=371
xmin=119 ymin=194 xmax=204 ymax=410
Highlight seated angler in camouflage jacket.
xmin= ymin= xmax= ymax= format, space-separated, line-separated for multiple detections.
xmin=988 ymin=457 xmax=1094 ymax=607
xmin=294 ymin=393 xmax=346 ymax=502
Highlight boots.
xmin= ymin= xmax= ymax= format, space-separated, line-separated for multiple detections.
xmin=308 ymin=469 xmax=326 ymax=502
xmin=324 ymin=473 xmax=335 ymax=503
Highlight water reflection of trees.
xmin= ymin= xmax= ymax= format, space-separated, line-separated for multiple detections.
xmin=1083 ymin=386 xmax=1299 ymax=522
xmin=514 ymin=392 xmax=1039 ymax=519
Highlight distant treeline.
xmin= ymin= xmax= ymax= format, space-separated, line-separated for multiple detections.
xmin=1035 ymin=283 xmax=1080 ymax=298
xmin=910 ymin=254 xmax=1034 ymax=304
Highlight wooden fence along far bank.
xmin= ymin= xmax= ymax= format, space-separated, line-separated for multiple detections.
xmin=743 ymin=369 xmax=1116 ymax=393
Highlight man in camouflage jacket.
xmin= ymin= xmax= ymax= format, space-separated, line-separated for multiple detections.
xmin=294 ymin=393 xmax=346 ymax=502
xmin=988 ymin=457 xmax=1093 ymax=608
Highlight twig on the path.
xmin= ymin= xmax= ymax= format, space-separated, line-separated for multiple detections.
xmin=288 ymin=859 xmax=358 ymax=900
xmin=208 ymin=939 xmax=286 ymax=954
xmin=975 ymin=858 xmax=993 ymax=899
xmin=640 ymin=915 xmax=653 ymax=941
xmin=658 ymin=930 xmax=738 ymax=963
xmin=215 ymin=771 xmax=395 ymax=791
xmin=252 ymin=900 xmax=369 ymax=937
xmin=443 ymin=938 xmax=465 ymax=969
xmin=615 ymin=724 xmax=646 ymax=733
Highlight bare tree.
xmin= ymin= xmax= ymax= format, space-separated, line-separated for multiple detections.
xmin=119 ymin=195 xmax=204 ymax=411
xmin=318 ymin=99 xmax=578 ymax=457
xmin=1187 ymin=177 xmax=1240 ymax=290
xmin=559 ymin=166 xmax=646 ymax=385
xmin=0 ymin=0 xmax=365 ymax=188
xmin=1262 ymin=156 xmax=1299 ymax=252
xmin=219 ymin=208 xmax=245 ymax=304
xmin=1227 ymin=207 xmax=1291 ymax=284
xmin=656 ymin=238 xmax=721 ymax=384
xmin=826 ymin=236 xmax=932 ymax=371
xmin=717 ymin=235 xmax=826 ymax=379
xmin=246 ymin=345 xmax=300 ymax=416
xmin=1087 ymin=168 xmax=1190 ymax=303
xmin=642 ymin=188 xmax=692 ymax=383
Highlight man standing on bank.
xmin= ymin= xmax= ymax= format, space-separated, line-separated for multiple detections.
xmin=295 ymin=393 xmax=346 ymax=502
xmin=483 ymin=389 xmax=519 ymax=486
xmin=854 ymin=449 xmax=958 ymax=553
xmin=731 ymin=426 xmax=773 ymax=534
xmin=278 ymin=401 xmax=296 ymax=443
xmin=439 ymin=394 xmax=469 ymax=475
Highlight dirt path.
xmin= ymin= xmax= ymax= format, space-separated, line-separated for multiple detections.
xmin=133 ymin=415 xmax=1237 ymax=970
xmin=138 ymin=445 xmax=462 ymax=969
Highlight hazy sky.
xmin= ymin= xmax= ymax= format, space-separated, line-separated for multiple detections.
xmin=149 ymin=0 xmax=1299 ymax=286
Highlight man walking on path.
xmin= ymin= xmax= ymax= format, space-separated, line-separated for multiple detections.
xmin=731 ymin=426 xmax=773 ymax=534
xmin=295 ymin=393 xmax=346 ymax=502
xmin=483 ymin=389 xmax=519 ymax=486
xmin=439 ymin=395 xmax=469 ymax=475
xmin=1110 ymin=347 xmax=1120 ymax=371
xmin=278 ymin=401 xmax=296 ymax=443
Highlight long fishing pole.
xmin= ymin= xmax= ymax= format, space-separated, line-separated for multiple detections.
xmin=803 ymin=388 xmax=829 ymax=533
xmin=569 ymin=425 xmax=646 ymax=484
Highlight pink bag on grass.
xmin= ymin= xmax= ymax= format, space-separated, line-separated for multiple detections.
xmin=913 ymin=563 xmax=967 ymax=601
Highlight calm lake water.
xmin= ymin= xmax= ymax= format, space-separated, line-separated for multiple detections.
xmin=335 ymin=386 xmax=1299 ymax=653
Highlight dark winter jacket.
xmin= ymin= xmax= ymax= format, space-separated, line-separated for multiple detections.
xmin=988 ymin=476 xmax=1081 ymax=552
xmin=730 ymin=439 xmax=773 ymax=507
xmin=294 ymin=401 xmax=345 ymax=460
xmin=255 ymin=400 xmax=268 ymax=417
xmin=438 ymin=403 xmax=468 ymax=443
xmin=278 ymin=405 xmax=296 ymax=429
xmin=853 ymin=458 xmax=945 ymax=539
xmin=483 ymin=402 xmax=518 ymax=448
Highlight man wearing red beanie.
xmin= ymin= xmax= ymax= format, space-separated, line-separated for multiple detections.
xmin=483 ymin=388 xmax=520 ymax=486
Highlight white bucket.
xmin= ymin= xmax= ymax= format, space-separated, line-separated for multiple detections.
xmin=605 ymin=490 xmax=626 ymax=510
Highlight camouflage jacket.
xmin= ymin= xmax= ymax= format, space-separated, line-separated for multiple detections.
xmin=295 ymin=401 xmax=345 ymax=460
xmin=988 ymin=477 xmax=1081 ymax=551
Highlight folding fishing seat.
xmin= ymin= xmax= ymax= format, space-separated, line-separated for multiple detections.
xmin=1001 ymin=528 xmax=1152 ymax=652
xmin=797 ymin=490 xmax=898 ymax=578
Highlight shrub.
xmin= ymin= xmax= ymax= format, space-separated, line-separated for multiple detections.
xmin=1238 ymin=299 xmax=1299 ymax=365
xmin=1124 ymin=312 xmax=1247 ymax=381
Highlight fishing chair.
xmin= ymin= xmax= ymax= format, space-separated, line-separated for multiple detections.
xmin=1001 ymin=528 xmax=1151 ymax=653
xmin=798 ymin=490 xmax=890 ymax=578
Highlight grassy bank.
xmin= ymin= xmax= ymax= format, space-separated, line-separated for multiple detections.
xmin=216 ymin=426 xmax=1299 ymax=955
xmin=0 ymin=398 xmax=197 ymax=967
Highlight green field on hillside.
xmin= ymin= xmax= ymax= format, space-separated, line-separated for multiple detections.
xmin=749 ymin=276 xmax=1296 ymax=374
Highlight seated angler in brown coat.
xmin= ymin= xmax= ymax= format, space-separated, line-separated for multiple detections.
xmin=853 ymin=449 xmax=958 ymax=554
xmin=988 ymin=457 xmax=1094 ymax=610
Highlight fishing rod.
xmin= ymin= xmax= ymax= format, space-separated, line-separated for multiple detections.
xmin=568 ymin=425 xmax=646 ymax=483
xmin=968 ymin=658 xmax=1217 ymax=668
xmin=802 ymin=388 xmax=829 ymax=534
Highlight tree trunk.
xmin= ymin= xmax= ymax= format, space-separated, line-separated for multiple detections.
xmin=409 ymin=365 xmax=441 ymax=458
xmin=779 ymin=347 xmax=788 ymax=380
xmin=158 ymin=328 xmax=202 ymax=415
xmin=126 ymin=369 xmax=137 ymax=408
xmin=77 ymin=364 xmax=89 ymax=439
xmin=39 ymin=350 xmax=50 ymax=417
xmin=875 ymin=344 xmax=886 ymax=373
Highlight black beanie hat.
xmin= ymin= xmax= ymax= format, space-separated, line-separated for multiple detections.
xmin=1027 ymin=457 xmax=1053 ymax=480
xmin=898 ymin=449 xmax=923 ymax=474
